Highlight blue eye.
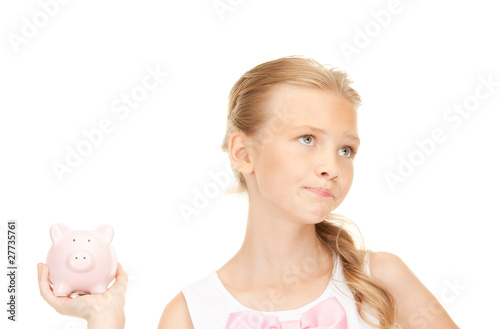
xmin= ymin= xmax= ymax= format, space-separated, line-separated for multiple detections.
xmin=298 ymin=134 xmax=315 ymax=146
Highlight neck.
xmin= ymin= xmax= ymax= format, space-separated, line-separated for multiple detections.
xmin=230 ymin=195 xmax=333 ymax=288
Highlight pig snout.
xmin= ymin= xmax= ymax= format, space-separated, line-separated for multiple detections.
xmin=68 ymin=251 xmax=95 ymax=272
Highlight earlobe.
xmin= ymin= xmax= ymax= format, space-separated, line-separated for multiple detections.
xmin=228 ymin=131 xmax=254 ymax=175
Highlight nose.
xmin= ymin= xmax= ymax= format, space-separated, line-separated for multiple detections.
xmin=316 ymin=153 xmax=340 ymax=180
xmin=68 ymin=251 xmax=95 ymax=272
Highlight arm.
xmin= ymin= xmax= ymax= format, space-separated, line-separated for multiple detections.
xmin=370 ymin=252 xmax=460 ymax=329
xmin=157 ymin=292 xmax=194 ymax=329
xmin=37 ymin=262 xmax=128 ymax=329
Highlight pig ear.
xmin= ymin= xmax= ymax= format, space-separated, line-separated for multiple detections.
xmin=94 ymin=225 xmax=114 ymax=244
xmin=50 ymin=223 xmax=70 ymax=245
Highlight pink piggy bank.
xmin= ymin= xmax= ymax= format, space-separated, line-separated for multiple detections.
xmin=46 ymin=223 xmax=117 ymax=296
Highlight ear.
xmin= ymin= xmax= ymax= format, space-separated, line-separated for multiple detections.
xmin=50 ymin=223 xmax=70 ymax=245
xmin=228 ymin=130 xmax=255 ymax=175
xmin=93 ymin=225 xmax=114 ymax=244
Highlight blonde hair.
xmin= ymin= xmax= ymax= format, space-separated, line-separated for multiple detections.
xmin=220 ymin=56 xmax=396 ymax=328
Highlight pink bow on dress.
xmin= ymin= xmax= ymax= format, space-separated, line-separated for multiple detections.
xmin=225 ymin=296 xmax=347 ymax=329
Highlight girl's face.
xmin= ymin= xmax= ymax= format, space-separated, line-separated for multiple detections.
xmin=246 ymin=85 xmax=360 ymax=223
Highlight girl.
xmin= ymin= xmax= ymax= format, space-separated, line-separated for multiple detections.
xmin=38 ymin=56 xmax=460 ymax=329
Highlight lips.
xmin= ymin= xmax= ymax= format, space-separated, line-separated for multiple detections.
xmin=304 ymin=187 xmax=334 ymax=198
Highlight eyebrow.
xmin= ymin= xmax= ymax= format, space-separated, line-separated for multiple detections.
xmin=292 ymin=125 xmax=361 ymax=144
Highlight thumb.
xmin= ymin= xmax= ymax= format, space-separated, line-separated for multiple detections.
xmin=109 ymin=263 xmax=128 ymax=297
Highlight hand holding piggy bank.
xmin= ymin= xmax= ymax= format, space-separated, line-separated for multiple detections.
xmin=46 ymin=223 xmax=117 ymax=296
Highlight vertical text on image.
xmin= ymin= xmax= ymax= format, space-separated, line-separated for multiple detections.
xmin=6 ymin=221 xmax=18 ymax=322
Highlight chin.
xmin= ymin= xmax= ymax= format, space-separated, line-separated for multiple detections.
xmin=304 ymin=212 xmax=331 ymax=224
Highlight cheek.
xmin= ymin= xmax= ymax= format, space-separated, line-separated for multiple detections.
xmin=341 ymin=163 xmax=355 ymax=190
xmin=258 ymin=148 xmax=301 ymax=187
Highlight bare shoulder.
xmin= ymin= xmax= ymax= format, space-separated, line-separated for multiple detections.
xmin=368 ymin=251 xmax=460 ymax=329
xmin=157 ymin=292 xmax=194 ymax=329
xmin=368 ymin=251 xmax=407 ymax=284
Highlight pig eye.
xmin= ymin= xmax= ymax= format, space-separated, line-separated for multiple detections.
xmin=88 ymin=239 xmax=90 ymax=242
xmin=72 ymin=239 xmax=75 ymax=242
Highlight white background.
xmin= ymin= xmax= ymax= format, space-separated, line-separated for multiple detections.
xmin=1 ymin=0 xmax=499 ymax=328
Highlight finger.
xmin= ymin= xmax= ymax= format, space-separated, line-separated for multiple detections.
xmin=116 ymin=263 xmax=128 ymax=284
xmin=37 ymin=263 xmax=56 ymax=304
xmin=109 ymin=263 xmax=128 ymax=297
xmin=37 ymin=262 xmax=42 ymax=281
xmin=37 ymin=263 xmax=53 ymax=300
xmin=37 ymin=263 xmax=70 ymax=312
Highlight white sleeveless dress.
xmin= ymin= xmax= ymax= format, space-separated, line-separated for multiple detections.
xmin=181 ymin=252 xmax=380 ymax=328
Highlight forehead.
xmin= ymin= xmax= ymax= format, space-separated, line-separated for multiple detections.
xmin=263 ymin=84 xmax=358 ymax=130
